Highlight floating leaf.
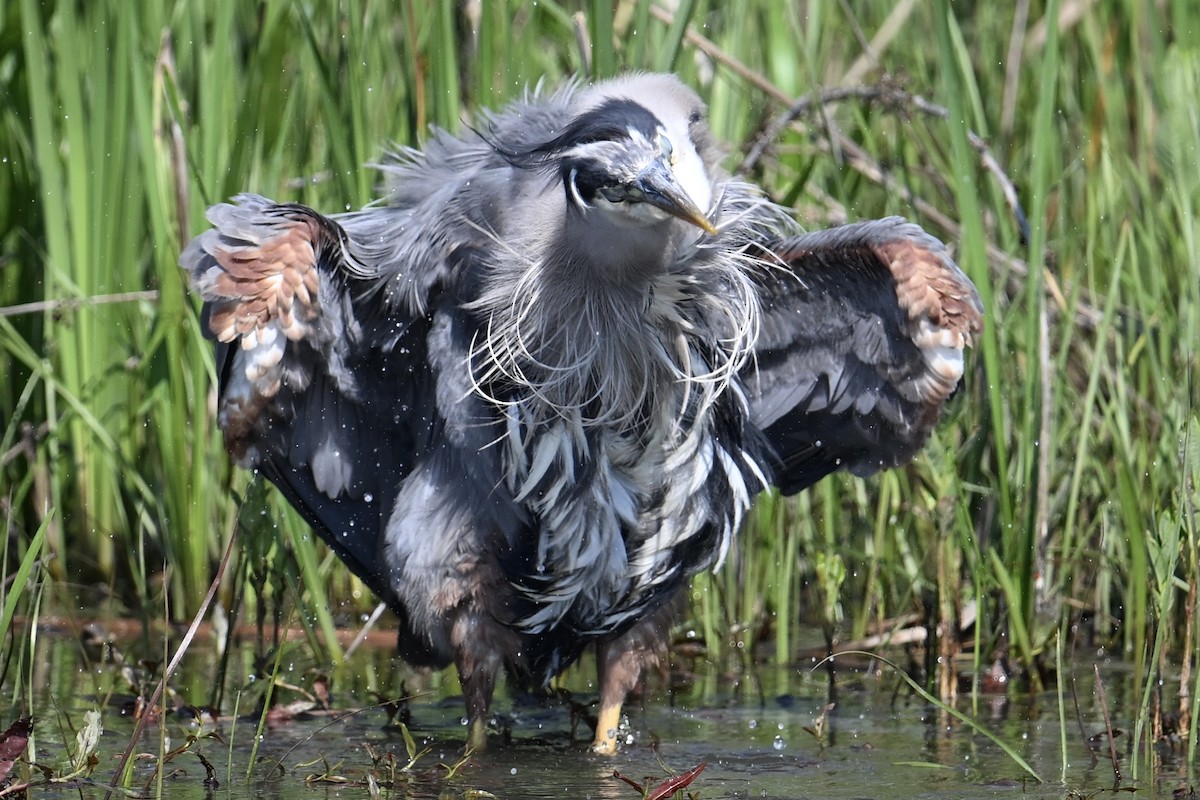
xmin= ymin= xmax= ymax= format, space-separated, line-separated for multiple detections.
xmin=613 ymin=762 xmax=707 ymax=800
xmin=72 ymin=710 xmax=102 ymax=774
xmin=646 ymin=762 xmax=706 ymax=800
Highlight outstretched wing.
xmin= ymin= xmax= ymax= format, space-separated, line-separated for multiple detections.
xmin=181 ymin=194 xmax=439 ymax=603
xmin=744 ymin=217 xmax=983 ymax=495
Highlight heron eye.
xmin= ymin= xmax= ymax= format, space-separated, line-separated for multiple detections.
xmin=600 ymin=187 xmax=625 ymax=203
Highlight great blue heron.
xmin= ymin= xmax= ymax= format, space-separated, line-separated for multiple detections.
xmin=182 ymin=72 xmax=982 ymax=753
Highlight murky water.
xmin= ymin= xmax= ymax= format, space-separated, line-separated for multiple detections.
xmin=6 ymin=624 xmax=1193 ymax=798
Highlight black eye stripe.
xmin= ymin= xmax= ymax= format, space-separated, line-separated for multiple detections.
xmin=538 ymin=98 xmax=664 ymax=153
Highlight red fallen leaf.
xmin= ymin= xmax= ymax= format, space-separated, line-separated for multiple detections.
xmin=612 ymin=769 xmax=645 ymax=793
xmin=645 ymin=761 xmax=706 ymax=800
xmin=0 ymin=716 xmax=34 ymax=783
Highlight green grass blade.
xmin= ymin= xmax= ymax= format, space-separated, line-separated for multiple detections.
xmin=822 ymin=650 xmax=1042 ymax=783
xmin=0 ymin=512 xmax=51 ymax=645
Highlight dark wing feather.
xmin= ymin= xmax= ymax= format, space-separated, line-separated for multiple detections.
xmin=744 ymin=217 xmax=983 ymax=495
xmin=181 ymin=194 xmax=438 ymax=604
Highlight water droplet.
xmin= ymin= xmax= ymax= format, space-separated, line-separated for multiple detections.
xmin=510 ymin=767 xmax=517 ymax=775
xmin=772 ymin=735 xmax=786 ymax=750
xmin=363 ymin=493 xmax=374 ymax=503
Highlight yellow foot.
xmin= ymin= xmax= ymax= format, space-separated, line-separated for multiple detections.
xmin=466 ymin=717 xmax=489 ymax=753
xmin=591 ymin=704 xmax=622 ymax=755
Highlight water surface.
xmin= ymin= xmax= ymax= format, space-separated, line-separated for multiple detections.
xmin=6 ymin=624 xmax=1190 ymax=799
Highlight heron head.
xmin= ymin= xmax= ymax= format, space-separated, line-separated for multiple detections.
xmin=510 ymin=94 xmax=718 ymax=235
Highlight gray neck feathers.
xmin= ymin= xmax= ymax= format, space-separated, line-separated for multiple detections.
xmin=465 ymin=183 xmax=771 ymax=432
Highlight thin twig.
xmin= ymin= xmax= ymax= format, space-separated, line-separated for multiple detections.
xmin=0 ymin=422 xmax=48 ymax=468
xmin=343 ymin=601 xmax=389 ymax=661
xmin=737 ymin=81 xmax=1031 ymax=246
xmin=839 ymin=0 xmax=918 ymax=87
xmin=1093 ymin=664 xmax=1122 ymax=785
xmin=738 ymin=85 xmax=891 ymax=176
xmin=648 ymin=4 xmax=786 ymax=102
xmin=1067 ymin=626 xmax=1091 ymax=760
xmin=0 ymin=290 xmax=159 ymax=319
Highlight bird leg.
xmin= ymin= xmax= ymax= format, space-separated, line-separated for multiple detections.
xmin=453 ymin=615 xmax=505 ymax=752
xmin=460 ymin=665 xmax=496 ymax=752
xmin=593 ymin=604 xmax=672 ymax=754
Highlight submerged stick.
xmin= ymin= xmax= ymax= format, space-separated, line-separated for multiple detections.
xmin=1092 ymin=663 xmax=1122 ymax=784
